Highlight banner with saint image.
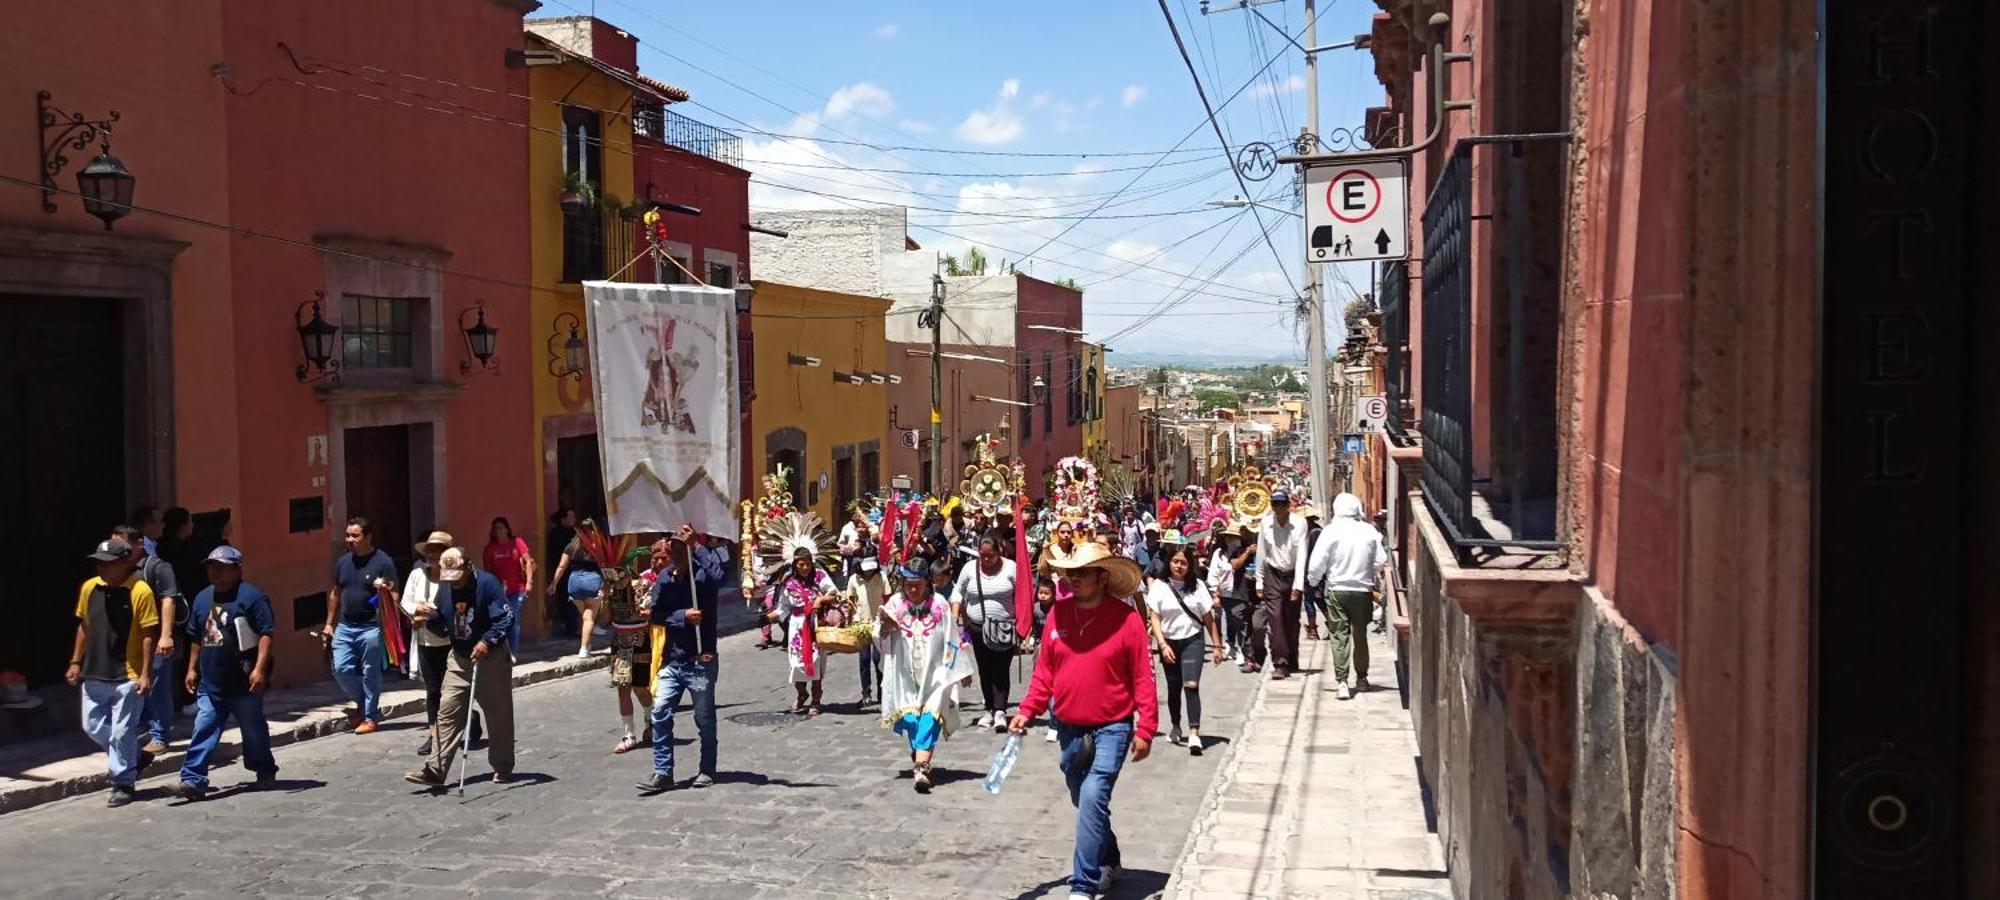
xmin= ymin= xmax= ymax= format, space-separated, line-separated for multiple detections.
xmin=582 ymin=281 xmax=740 ymax=539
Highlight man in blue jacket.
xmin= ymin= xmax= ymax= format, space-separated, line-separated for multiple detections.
xmin=636 ymin=526 xmax=724 ymax=794
xmin=176 ymin=545 xmax=275 ymax=799
xmin=405 ymin=547 xmax=515 ymax=788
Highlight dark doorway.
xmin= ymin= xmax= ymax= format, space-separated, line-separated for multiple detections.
xmin=344 ymin=425 xmax=413 ymax=575
xmin=0 ymin=295 xmax=126 ymax=686
xmin=833 ymin=451 xmax=856 ymax=522
xmin=556 ymin=433 xmax=607 ymax=525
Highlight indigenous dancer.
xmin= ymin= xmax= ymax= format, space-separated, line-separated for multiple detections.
xmin=607 ymin=546 xmax=656 ymax=753
xmin=875 ymin=558 xmax=975 ymax=794
xmin=764 ymin=549 xmax=837 ymax=715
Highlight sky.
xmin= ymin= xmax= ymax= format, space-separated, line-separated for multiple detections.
xmin=544 ymin=0 xmax=1387 ymax=360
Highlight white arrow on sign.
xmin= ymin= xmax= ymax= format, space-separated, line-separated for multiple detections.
xmin=1354 ymin=394 xmax=1389 ymax=433
xmin=1304 ymin=160 xmax=1409 ymax=264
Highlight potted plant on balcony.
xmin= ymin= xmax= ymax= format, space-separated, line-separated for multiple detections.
xmin=558 ymin=170 xmax=597 ymax=216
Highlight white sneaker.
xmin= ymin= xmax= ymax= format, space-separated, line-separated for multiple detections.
xmin=1335 ymin=682 xmax=1352 ymax=700
xmin=974 ymin=712 xmax=992 ymax=729
xmin=1044 ymin=727 xmax=1058 ymax=743
xmin=576 ymin=649 xmax=592 ymax=660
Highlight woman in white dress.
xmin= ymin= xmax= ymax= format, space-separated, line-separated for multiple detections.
xmin=875 ymin=558 xmax=975 ymax=793
xmin=764 ymin=547 xmax=837 ymax=715
xmin=1144 ymin=542 xmax=1224 ymax=754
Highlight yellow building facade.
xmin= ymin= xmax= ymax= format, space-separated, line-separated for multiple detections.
xmin=526 ymin=32 xmax=655 ymax=536
xmin=1080 ymin=341 xmax=1107 ymax=461
xmin=750 ymin=281 xmax=890 ymax=522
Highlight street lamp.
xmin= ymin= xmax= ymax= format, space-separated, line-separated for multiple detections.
xmin=1029 ymin=374 xmax=1049 ymax=405
xmin=1207 ymin=196 xmax=1304 ymax=218
xmin=546 ymin=312 xmax=586 ymax=380
xmin=294 ymin=292 xmax=340 ymax=384
xmin=38 ymin=91 xmax=134 ymax=229
xmin=459 ymin=302 xmax=500 ymax=375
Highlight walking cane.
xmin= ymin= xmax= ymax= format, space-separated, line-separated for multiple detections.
xmin=457 ymin=658 xmax=479 ymax=797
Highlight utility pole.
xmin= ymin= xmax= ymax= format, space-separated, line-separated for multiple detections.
xmin=1203 ymin=0 xmax=1333 ymax=507
xmin=926 ymin=273 xmax=945 ymax=493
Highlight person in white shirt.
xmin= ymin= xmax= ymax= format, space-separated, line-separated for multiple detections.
xmin=1144 ymin=543 xmax=1223 ymax=754
xmin=1305 ymin=493 xmax=1390 ymax=699
xmin=1253 ymin=490 xmax=1308 ymax=679
xmin=953 ymin=536 xmax=1019 ymax=731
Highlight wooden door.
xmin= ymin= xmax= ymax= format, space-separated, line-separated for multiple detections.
xmin=344 ymin=425 xmax=413 ymax=574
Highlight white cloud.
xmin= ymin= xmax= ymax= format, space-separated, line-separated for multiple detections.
xmin=1251 ymin=74 xmax=1306 ymax=98
xmin=1121 ymin=84 xmax=1148 ymax=107
xmin=874 ymin=22 xmax=899 ymax=38
xmin=824 ymin=82 xmax=893 ymax=121
xmin=898 ymin=119 xmax=934 ymax=134
xmin=955 ymin=80 xmax=1026 ymax=145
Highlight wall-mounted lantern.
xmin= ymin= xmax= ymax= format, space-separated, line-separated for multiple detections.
xmin=546 ymin=312 xmax=586 ymax=380
xmin=458 ymin=302 xmax=500 ymax=375
xmin=1029 ymin=374 xmax=1049 ymax=405
xmin=38 ymin=90 xmax=134 ymax=229
xmin=294 ymin=291 xmax=340 ymax=384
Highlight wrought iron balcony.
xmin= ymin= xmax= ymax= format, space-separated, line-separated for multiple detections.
xmin=636 ymin=104 xmax=743 ymax=168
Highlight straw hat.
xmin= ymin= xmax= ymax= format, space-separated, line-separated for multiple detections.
xmin=1047 ymin=541 xmax=1142 ymax=599
xmin=415 ymin=530 xmax=454 ymax=555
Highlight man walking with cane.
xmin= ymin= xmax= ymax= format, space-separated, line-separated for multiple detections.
xmin=1011 ymin=542 xmax=1158 ymax=900
xmin=405 ymin=547 xmax=515 ymax=788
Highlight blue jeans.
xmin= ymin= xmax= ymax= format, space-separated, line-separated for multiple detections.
xmin=80 ymin=680 xmax=143 ymax=787
xmin=506 ymin=591 xmax=526 ymax=650
xmin=330 ymin=623 xmax=384 ymax=721
xmin=651 ymin=658 xmax=718 ymax=778
xmin=178 ymin=691 xmax=277 ymax=789
xmin=1058 ymin=719 xmax=1132 ymax=895
xmin=143 ymin=653 xmax=176 ymax=744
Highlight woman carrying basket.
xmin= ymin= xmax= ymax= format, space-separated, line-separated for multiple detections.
xmin=765 ymin=547 xmax=838 ymax=716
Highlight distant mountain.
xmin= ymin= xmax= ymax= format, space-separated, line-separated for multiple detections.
xmin=1113 ymin=349 xmax=1306 ymax=368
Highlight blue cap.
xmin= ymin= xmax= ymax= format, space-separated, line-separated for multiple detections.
xmin=204 ymin=545 xmax=244 ymax=566
xmin=1270 ymin=489 xmax=1291 ymax=504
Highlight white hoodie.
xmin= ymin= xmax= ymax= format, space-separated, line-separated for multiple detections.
xmin=1306 ymin=493 xmax=1388 ymax=592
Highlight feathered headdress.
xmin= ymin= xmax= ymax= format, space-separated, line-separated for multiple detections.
xmin=740 ymin=465 xmax=838 ymax=581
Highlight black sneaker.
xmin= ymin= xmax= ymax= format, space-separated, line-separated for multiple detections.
xmin=177 ymin=781 xmax=209 ymax=801
xmin=1168 ymin=727 xmax=1185 ymax=747
xmin=415 ymin=736 xmax=433 ymax=756
xmin=403 ymin=766 xmax=445 ymax=787
xmin=106 ymin=786 xmax=135 ymax=807
xmin=634 ymin=773 xmax=676 ymax=794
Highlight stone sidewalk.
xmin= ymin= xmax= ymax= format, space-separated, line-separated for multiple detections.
xmin=1164 ymin=623 xmax=1452 ymax=899
xmin=0 ymin=637 xmax=611 ymax=814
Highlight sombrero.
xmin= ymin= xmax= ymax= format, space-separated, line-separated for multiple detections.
xmin=1047 ymin=541 xmax=1143 ymax=599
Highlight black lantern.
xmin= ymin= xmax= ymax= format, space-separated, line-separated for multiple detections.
xmin=75 ymin=151 xmax=135 ymax=230
xmin=546 ymin=312 xmax=586 ymax=380
xmin=294 ymin=292 xmax=340 ymax=384
xmin=459 ymin=302 xmax=500 ymax=375
xmin=1029 ymin=374 xmax=1049 ymax=405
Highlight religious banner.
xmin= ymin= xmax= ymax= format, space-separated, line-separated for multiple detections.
xmin=582 ymin=281 xmax=740 ymax=539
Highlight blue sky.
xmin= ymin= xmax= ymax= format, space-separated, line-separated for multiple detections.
xmin=548 ymin=0 xmax=1386 ymax=359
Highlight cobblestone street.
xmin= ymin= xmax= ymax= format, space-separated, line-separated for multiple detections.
xmin=0 ymin=609 xmax=1261 ymax=899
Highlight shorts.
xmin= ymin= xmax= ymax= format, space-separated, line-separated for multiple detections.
xmin=893 ymin=712 xmax=942 ymax=751
xmin=567 ymin=570 xmax=605 ymax=599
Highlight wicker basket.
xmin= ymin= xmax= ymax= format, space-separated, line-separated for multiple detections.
xmin=815 ymin=626 xmax=871 ymax=655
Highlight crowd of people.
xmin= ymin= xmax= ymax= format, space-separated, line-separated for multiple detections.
xmin=63 ymin=478 xmax=1389 ymax=900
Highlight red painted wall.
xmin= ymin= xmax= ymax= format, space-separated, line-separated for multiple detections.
xmin=1014 ymin=275 xmax=1085 ymax=499
xmin=219 ymin=1 xmax=536 ymax=686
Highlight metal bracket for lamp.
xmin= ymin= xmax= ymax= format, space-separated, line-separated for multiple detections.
xmin=1275 ymin=17 xmax=1476 ymax=167
xmin=546 ymin=312 xmax=586 ymax=381
xmin=38 ymin=90 xmax=134 ymax=229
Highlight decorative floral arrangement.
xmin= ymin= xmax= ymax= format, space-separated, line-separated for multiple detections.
xmin=1046 ymin=456 xmax=1101 ymax=526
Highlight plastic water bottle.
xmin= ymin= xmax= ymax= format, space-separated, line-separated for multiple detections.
xmin=983 ymin=733 xmax=1023 ymax=794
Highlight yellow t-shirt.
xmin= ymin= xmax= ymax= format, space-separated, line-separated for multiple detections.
xmin=74 ymin=575 xmax=160 ymax=682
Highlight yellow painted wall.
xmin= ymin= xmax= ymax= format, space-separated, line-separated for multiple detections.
xmin=528 ymin=58 xmax=637 ymax=532
xmin=1081 ymin=341 xmax=1106 ymax=456
xmin=750 ymin=281 xmax=890 ymax=522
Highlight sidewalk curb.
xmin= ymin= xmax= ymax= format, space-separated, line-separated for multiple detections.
xmin=1161 ymin=656 xmax=1275 ymax=899
xmin=0 ymin=651 xmax=609 ymax=815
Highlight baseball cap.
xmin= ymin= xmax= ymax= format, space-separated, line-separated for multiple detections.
xmin=204 ymin=545 xmax=244 ymax=566
xmin=87 ymin=538 xmax=133 ymax=562
xmin=437 ymin=547 xmax=468 ymax=582
xmin=1270 ymin=489 xmax=1291 ymax=504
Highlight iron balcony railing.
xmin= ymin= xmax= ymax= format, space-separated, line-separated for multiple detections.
xmin=638 ymin=104 xmax=744 ymax=168
xmin=561 ymin=205 xmax=638 ymax=283
xmin=1379 ymin=259 xmax=1411 ymax=435
xmin=1419 ymin=153 xmax=1475 ymax=543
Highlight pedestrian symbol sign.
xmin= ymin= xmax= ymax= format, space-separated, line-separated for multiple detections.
xmin=1304 ymin=159 xmax=1408 ymax=263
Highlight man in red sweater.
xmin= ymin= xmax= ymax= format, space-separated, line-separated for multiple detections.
xmin=1011 ymin=543 xmax=1158 ymax=900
